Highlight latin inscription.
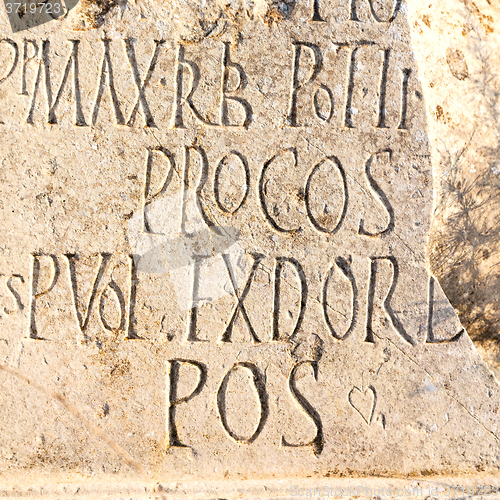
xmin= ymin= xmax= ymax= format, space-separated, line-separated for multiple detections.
xmin=0 ymin=36 xmax=414 ymax=129
xmin=0 ymin=0 xmax=459 ymax=466
xmin=0 ymin=251 xmax=460 ymax=346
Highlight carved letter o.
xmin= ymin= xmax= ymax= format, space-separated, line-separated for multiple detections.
xmin=217 ymin=362 xmax=268 ymax=444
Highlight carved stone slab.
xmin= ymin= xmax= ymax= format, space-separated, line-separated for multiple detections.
xmin=0 ymin=0 xmax=498 ymax=492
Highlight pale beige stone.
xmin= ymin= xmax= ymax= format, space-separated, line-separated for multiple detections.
xmin=406 ymin=0 xmax=500 ymax=379
xmin=0 ymin=0 xmax=498 ymax=496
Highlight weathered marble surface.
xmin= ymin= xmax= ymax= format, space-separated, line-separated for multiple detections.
xmin=0 ymin=0 xmax=498 ymax=495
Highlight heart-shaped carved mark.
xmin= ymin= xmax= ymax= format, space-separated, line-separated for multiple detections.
xmin=348 ymin=385 xmax=377 ymax=425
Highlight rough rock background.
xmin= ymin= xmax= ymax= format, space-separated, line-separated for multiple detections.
xmin=405 ymin=0 xmax=500 ymax=379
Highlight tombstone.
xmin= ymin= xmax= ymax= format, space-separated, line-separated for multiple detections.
xmin=0 ymin=0 xmax=498 ymax=497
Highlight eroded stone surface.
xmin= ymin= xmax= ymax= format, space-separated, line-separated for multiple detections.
xmin=0 ymin=0 xmax=498 ymax=491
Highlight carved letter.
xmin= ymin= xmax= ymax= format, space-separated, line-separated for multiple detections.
xmin=398 ymin=68 xmax=411 ymax=130
xmin=28 ymin=254 xmax=60 ymax=340
xmin=305 ymin=156 xmax=348 ymax=234
xmin=323 ymin=257 xmax=358 ymax=340
xmin=376 ymin=48 xmax=390 ymax=129
xmin=221 ymin=253 xmax=265 ymax=343
xmin=259 ymin=148 xmax=302 ymax=233
xmin=2 ymin=274 xmax=24 ymax=315
xmin=368 ymin=0 xmax=401 ymax=22
xmin=358 ymin=150 xmax=395 ymax=237
xmin=92 ymin=39 xmax=125 ymax=126
xmin=166 ymin=359 xmax=207 ymax=448
xmin=313 ymin=84 xmax=334 ymax=122
xmin=273 ymin=257 xmax=307 ymax=341
xmin=365 ymin=256 xmax=414 ymax=345
xmin=217 ymin=362 xmax=268 ymax=444
xmin=187 ymin=254 xmax=211 ymax=342
xmin=143 ymin=147 xmax=176 ymax=233
xmin=220 ymin=42 xmax=251 ymax=128
xmin=349 ymin=0 xmax=361 ymax=21
xmin=0 ymin=39 xmax=18 ymax=85
xmin=310 ymin=0 xmax=325 ymax=21
xmin=171 ymin=45 xmax=216 ymax=129
xmin=182 ymin=145 xmax=218 ymax=234
xmin=350 ymin=0 xmax=401 ymax=22
xmin=21 ymin=39 xmax=38 ymax=95
xmin=27 ymin=40 xmax=86 ymax=126
xmin=286 ymin=42 xmax=323 ymax=127
xmin=214 ymin=151 xmax=250 ymax=214
xmin=281 ymin=361 xmax=323 ymax=456
xmin=126 ymin=254 xmax=141 ymax=339
xmin=65 ymin=253 xmax=111 ymax=337
xmin=344 ymin=47 xmax=358 ymax=128
xmin=98 ymin=281 xmax=126 ymax=332
xmin=125 ymin=38 xmax=164 ymax=127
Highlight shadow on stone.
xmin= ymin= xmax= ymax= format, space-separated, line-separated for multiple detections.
xmin=430 ymin=4 xmax=500 ymax=376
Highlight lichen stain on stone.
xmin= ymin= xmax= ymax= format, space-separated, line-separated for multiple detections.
xmin=435 ymin=104 xmax=452 ymax=125
xmin=176 ymin=0 xmax=296 ymax=43
xmin=254 ymin=0 xmax=296 ymax=25
xmin=466 ymin=0 xmax=495 ymax=34
xmin=446 ymin=47 xmax=469 ymax=81
xmin=72 ymin=0 xmax=126 ymax=31
xmin=69 ymin=0 xmax=296 ymax=37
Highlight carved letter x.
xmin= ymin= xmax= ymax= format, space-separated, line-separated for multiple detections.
xmin=221 ymin=253 xmax=265 ymax=343
xmin=125 ymin=39 xmax=164 ymax=127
